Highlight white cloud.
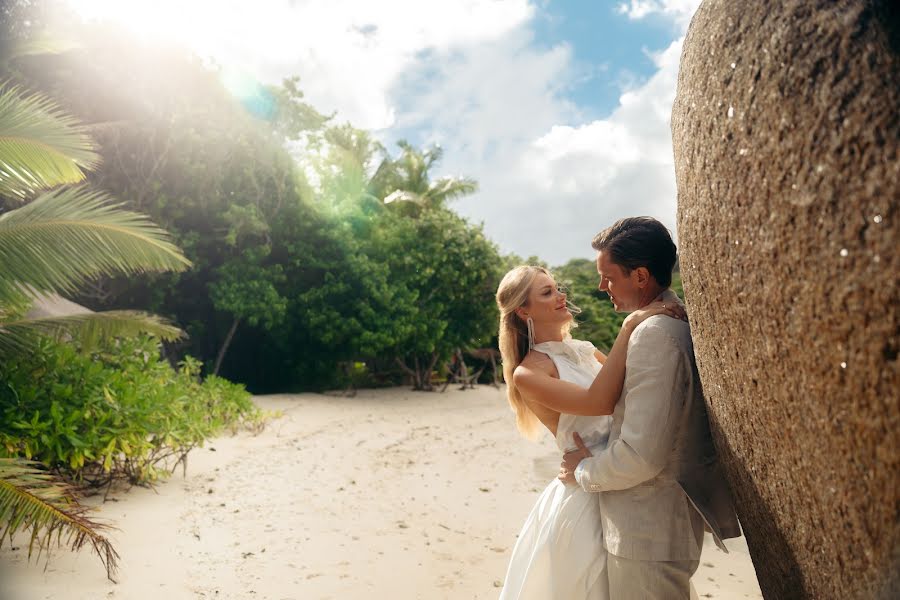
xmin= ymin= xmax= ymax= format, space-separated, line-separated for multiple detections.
xmin=430 ymin=2 xmax=701 ymax=265
xmin=68 ymin=0 xmax=702 ymax=265
xmin=446 ymin=37 xmax=685 ymax=265
xmin=252 ymin=0 xmax=536 ymax=130
xmin=68 ymin=0 xmax=534 ymax=130
xmin=359 ymin=0 xmax=702 ymax=265
xmin=392 ymin=28 xmax=577 ymax=163
xmin=374 ymin=24 xmax=590 ymax=262
xmin=616 ymin=0 xmax=699 ymax=28
xmin=524 ymin=35 xmax=683 ymax=190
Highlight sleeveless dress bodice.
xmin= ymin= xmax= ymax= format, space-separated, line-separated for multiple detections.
xmin=532 ymin=339 xmax=612 ymax=454
xmin=498 ymin=337 xmax=611 ymax=600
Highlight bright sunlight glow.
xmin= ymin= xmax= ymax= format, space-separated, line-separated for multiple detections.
xmin=63 ymin=0 xmax=536 ymax=130
xmin=66 ymin=0 xmax=232 ymax=57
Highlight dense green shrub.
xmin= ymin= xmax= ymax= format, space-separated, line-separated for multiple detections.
xmin=9 ymin=30 xmax=503 ymax=392
xmin=0 ymin=336 xmax=263 ymax=486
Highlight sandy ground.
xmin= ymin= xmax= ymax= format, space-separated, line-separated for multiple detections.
xmin=0 ymin=387 xmax=762 ymax=600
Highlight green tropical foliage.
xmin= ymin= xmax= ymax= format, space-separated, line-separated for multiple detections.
xmin=374 ymin=140 xmax=478 ymax=211
xmin=0 ymin=457 xmax=118 ymax=579
xmin=0 ymin=308 xmax=181 ymax=355
xmin=0 ymin=335 xmax=260 ymax=486
xmin=0 ymin=185 xmax=189 ymax=307
xmin=374 ymin=208 xmax=500 ymax=388
xmin=3 ymin=28 xmax=501 ymax=392
xmin=0 ymin=84 xmax=98 ymax=199
xmin=0 ymin=4 xmax=691 ymax=590
xmin=0 ymin=35 xmax=190 ymax=578
xmin=12 ymin=34 xmax=320 ymax=383
xmin=2 ymin=16 xmax=664 ymax=396
xmin=0 ymin=86 xmax=191 ymax=351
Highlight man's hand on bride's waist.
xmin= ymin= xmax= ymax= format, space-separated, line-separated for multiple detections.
xmin=558 ymin=432 xmax=593 ymax=486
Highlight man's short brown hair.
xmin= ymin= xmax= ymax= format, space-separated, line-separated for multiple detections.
xmin=591 ymin=217 xmax=677 ymax=288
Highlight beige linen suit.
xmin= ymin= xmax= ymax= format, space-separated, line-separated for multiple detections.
xmin=575 ymin=298 xmax=740 ymax=599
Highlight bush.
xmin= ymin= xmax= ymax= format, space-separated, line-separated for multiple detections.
xmin=0 ymin=335 xmax=263 ymax=486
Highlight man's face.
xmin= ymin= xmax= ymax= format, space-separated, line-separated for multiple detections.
xmin=596 ymin=250 xmax=641 ymax=313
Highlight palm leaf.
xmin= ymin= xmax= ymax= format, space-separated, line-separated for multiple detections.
xmin=383 ymin=190 xmax=421 ymax=205
xmin=0 ymin=186 xmax=191 ymax=305
xmin=3 ymin=35 xmax=81 ymax=61
xmin=0 ymin=310 xmax=183 ymax=355
xmin=0 ymin=84 xmax=100 ymax=200
xmin=367 ymin=156 xmax=399 ymax=198
xmin=0 ymin=458 xmax=119 ymax=581
xmin=427 ymin=177 xmax=478 ymax=205
xmin=0 ymin=284 xmax=31 ymax=322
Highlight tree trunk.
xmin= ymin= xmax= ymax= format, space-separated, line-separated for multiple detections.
xmin=422 ymin=352 xmax=440 ymax=391
xmin=395 ymin=354 xmax=440 ymax=391
xmin=440 ymin=354 xmax=457 ymax=393
xmin=413 ymin=355 xmax=422 ymax=389
xmin=341 ymin=362 xmax=358 ymax=397
xmin=455 ymin=348 xmax=471 ymax=389
xmin=212 ymin=317 xmax=240 ymax=376
xmin=395 ymin=356 xmax=421 ymax=389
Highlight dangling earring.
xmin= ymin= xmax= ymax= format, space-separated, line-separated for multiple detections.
xmin=526 ymin=316 xmax=535 ymax=350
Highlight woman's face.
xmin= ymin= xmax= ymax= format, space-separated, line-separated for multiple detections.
xmin=521 ymin=272 xmax=572 ymax=325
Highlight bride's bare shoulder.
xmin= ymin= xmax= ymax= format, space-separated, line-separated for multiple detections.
xmin=516 ymin=350 xmax=558 ymax=377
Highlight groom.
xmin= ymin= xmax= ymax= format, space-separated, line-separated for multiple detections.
xmin=559 ymin=217 xmax=740 ymax=599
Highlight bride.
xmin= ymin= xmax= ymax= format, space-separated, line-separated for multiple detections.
xmin=495 ymin=265 xmax=684 ymax=599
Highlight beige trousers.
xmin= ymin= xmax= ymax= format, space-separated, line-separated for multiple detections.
xmin=607 ymin=554 xmax=700 ymax=599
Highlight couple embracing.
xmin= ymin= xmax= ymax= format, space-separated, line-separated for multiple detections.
xmin=495 ymin=217 xmax=740 ymax=599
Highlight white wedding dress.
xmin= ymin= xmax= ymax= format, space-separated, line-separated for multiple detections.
xmin=499 ymin=338 xmax=611 ymax=600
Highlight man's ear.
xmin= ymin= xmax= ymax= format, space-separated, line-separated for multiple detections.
xmin=634 ymin=266 xmax=651 ymax=287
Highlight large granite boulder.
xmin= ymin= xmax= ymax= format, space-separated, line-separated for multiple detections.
xmin=672 ymin=1 xmax=898 ymax=598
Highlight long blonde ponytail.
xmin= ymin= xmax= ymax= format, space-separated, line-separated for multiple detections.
xmin=496 ymin=266 xmax=548 ymax=440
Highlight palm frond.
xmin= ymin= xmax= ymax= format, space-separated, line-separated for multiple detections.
xmin=3 ymin=35 xmax=81 ymax=61
xmin=367 ymin=157 xmax=399 ymax=198
xmin=423 ymin=145 xmax=444 ymax=169
xmin=0 ymin=310 xmax=184 ymax=355
xmin=0 ymin=84 xmax=100 ymax=200
xmin=0 ymin=458 xmax=119 ymax=581
xmin=0 ymin=186 xmax=191 ymax=305
xmin=0 ymin=284 xmax=31 ymax=322
xmin=383 ymin=190 xmax=421 ymax=205
xmin=427 ymin=177 xmax=478 ymax=204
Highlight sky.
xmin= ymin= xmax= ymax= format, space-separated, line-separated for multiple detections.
xmin=66 ymin=0 xmax=702 ymax=265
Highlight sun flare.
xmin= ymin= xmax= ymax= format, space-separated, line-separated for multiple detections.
xmin=66 ymin=0 xmax=224 ymax=53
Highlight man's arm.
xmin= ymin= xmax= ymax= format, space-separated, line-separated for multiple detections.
xmin=573 ymin=323 xmax=688 ymax=492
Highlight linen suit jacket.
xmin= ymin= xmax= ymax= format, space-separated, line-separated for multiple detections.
xmin=575 ymin=302 xmax=741 ymax=562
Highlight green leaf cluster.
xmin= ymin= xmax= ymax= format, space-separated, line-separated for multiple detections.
xmin=0 ymin=457 xmax=119 ymax=581
xmin=5 ymin=28 xmax=504 ymax=391
xmin=8 ymin=22 xmax=690 ymax=395
xmin=0 ymin=335 xmax=262 ymax=486
xmin=0 ymin=13 xmax=197 ymax=578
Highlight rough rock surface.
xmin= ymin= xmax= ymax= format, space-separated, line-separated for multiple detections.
xmin=672 ymin=1 xmax=898 ymax=598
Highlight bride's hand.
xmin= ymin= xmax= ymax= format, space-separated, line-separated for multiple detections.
xmin=623 ymin=297 xmax=687 ymax=330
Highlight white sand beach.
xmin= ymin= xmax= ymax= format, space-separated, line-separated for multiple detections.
xmin=0 ymin=387 xmax=762 ymax=600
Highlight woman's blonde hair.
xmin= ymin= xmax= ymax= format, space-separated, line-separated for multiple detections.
xmin=495 ymin=265 xmax=571 ymax=440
